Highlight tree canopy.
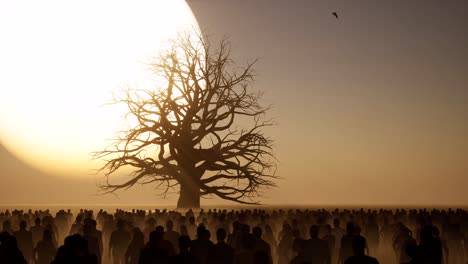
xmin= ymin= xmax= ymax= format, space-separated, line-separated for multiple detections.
xmin=94 ymin=31 xmax=277 ymax=208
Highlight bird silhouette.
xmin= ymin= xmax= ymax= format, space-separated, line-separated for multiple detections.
xmin=332 ymin=12 xmax=338 ymax=19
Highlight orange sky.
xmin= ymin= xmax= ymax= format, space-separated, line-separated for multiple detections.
xmin=1 ymin=0 xmax=468 ymax=206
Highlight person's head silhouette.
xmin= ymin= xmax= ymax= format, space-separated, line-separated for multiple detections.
xmin=309 ymin=225 xmax=319 ymax=239
xmin=178 ymin=235 xmax=191 ymax=253
xmin=149 ymin=230 xmax=163 ymax=246
xmin=189 ymin=217 xmax=195 ymax=225
xmin=241 ymin=234 xmax=255 ymax=250
xmin=216 ymin=228 xmax=227 ymax=242
xmin=19 ymin=220 xmax=27 ymax=231
xmin=146 ymin=218 xmax=156 ymax=227
xmin=253 ymin=226 xmax=263 ymax=239
xmin=292 ymin=238 xmax=305 ymax=255
xmin=116 ymin=219 xmax=125 ymax=230
xmin=333 ymin=218 xmax=340 ymax=228
xmin=155 ymin=225 xmax=165 ymax=235
xmin=166 ymin=220 xmax=174 ymax=231
xmin=2 ymin=220 xmax=11 ymax=233
xmin=90 ymin=219 xmax=97 ymax=231
xmin=352 ymin=235 xmax=366 ymax=256
xmin=131 ymin=228 xmax=144 ymax=244
xmin=196 ymin=225 xmax=206 ymax=239
xmin=42 ymin=229 xmax=53 ymax=243
xmin=420 ymin=225 xmax=434 ymax=244
xmin=346 ymin=222 xmax=354 ymax=234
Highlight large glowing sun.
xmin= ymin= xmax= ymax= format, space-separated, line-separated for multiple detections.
xmin=0 ymin=0 xmax=200 ymax=177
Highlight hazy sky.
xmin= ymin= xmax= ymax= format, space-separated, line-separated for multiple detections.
xmin=1 ymin=0 xmax=468 ymax=206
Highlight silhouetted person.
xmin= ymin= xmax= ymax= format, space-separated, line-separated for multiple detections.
xmin=103 ymin=215 xmax=116 ymax=250
xmin=402 ymin=243 xmax=418 ymax=264
xmin=190 ymin=226 xmax=214 ymax=264
xmin=2 ymin=219 xmax=13 ymax=234
xmin=44 ymin=217 xmax=60 ymax=246
xmin=31 ymin=217 xmax=45 ymax=247
xmin=207 ymin=228 xmax=234 ymax=264
xmin=44 ymin=222 xmax=59 ymax=249
xmin=277 ymin=225 xmax=295 ymax=264
xmin=88 ymin=219 xmax=103 ymax=260
xmin=252 ymin=226 xmax=273 ymax=264
xmin=51 ymin=234 xmax=98 ymax=264
xmin=444 ymin=222 xmax=464 ymax=264
xmin=171 ymin=235 xmax=199 ymax=264
xmin=227 ymin=221 xmax=242 ymax=251
xmin=13 ymin=220 xmax=34 ymax=262
xmin=109 ymin=219 xmax=131 ymax=264
xmin=263 ymin=225 xmax=277 ymax=259
xmin=143 ymin=218 xmax=156 ymax=243
xmin=179 ymin=225 xmax=189 ymax=237
xmin=186 ymin=217 xmax=197 ymax=240
xmin=34 ymin=229 xmax=57 ymax=264
xmin=304 ymin=225 xmax=330 ymax=264
xmin=84 ymin=223 xmax=101 ymax=264
xmin=70 ymin=215 xmax=83 ymax=235
xmin=411 ymin=225 xmax=442 ymax=264
xmin=155 ymin=225 xmax=176 ymax=256
xmin=365 ymin=216 xmax=380 ymax=252
xmin=255 ymin=250 xmax=271 ymax=264
xmin=290 ymin=238 xmax=312 ymax=264
xmin=353 ymin=225 xmax=369 ymax=254
xmin=322 ymin=224 xmax=336 ymax=256
xmin=234 ymin=233 xmax=255 ymax=264
xmin=432 ymin=227 xmax=448 ymax=264
xmin=344 ymin=236 xmax=379 ymax=264
xmin=332 ymin=219 xmax=345 ymax=248
xmin=165 ymin=220 xmax=180 ymax=252
xmin=138 ymin=230 xmax=171 ymax=264
xmin=55 ymin=210 xmax=70 ymax=243
xmin=0 ymin=232 xmax=27 ymax=264
xmin=126 ymin=228 xmax=144 ymax=264
xmin=339 ymin=222 xmax=355 ymax=264
xmin=393 ymin=225 xmax=416 ymax=263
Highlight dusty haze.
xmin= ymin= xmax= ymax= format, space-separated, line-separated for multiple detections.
xmin=1 ymin=0 xmax=468 ymax=206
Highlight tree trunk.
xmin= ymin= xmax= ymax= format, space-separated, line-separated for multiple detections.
xmin=177 ymin=183 xmax=200 ymax=208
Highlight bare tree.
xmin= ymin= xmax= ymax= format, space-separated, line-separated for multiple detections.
xmin=94 ymin=31 xmax=277 ymax=208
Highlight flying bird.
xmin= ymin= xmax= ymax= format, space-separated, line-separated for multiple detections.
xmin=332 ymin=12 xmax=338 ymax=19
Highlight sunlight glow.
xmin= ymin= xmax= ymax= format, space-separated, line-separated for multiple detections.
xmin=0 ymin=0 xmax=200 ymax=177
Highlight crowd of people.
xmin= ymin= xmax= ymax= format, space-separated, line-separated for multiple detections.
xmin=0 ymin=207 xmax=467 ymax=264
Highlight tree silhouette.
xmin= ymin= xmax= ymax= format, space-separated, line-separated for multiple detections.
xmin=94 ymin=31 xmax=277 ymax=208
